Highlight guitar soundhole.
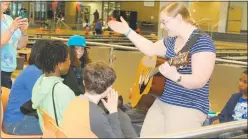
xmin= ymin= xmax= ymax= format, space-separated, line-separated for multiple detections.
xmin=140 ymin=83 xmax=147 ymax=95
xmin=139 ymin=70 xmax=152 ymax=95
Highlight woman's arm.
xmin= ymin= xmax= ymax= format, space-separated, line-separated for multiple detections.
xmin=17 ymin=33 xmax=28 ymax=49
xmin=0 ymin=28 xmax=13 ymax=48
xmin=159 ymin=36 xmax=216 ymax=90
xmin=178 ymin=52 xmax=216 ymax=89
xmin=17 ymin=20 xmax=29 ymax=49
xmin=108 ymin=17 xmax=166 ymax=57
xmin=1 ymin=17 xmax=27 ymax=48
xmin=127 ymin=30 xmax=167 ymax=57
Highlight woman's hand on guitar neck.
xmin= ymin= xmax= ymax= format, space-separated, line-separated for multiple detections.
xmin=159 ymin=62 xmax=181 ymax=82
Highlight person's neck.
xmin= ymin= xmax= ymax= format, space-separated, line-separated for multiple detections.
xmin=242 ymin=93 xmax=247 ymax=99
xmin=45 ymin=71 xmax=61 ymax=77
xmin=84 ymin=92 xmax=101 ymax=104
xmin=177 ymin=24 xmax=197 ymax=42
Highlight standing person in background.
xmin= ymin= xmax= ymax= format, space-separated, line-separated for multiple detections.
xmin=95 ymin=19 xmax=102 ymax=35
xmin=93 ymin=10 xmax=99 ymax=22
xmin=1 ymin=1 xmax=29 ymax=89
xmin=108 ymin=2 xmax=216 ymax=136
xmin=47 ymin=8 xmax=54 ymax=28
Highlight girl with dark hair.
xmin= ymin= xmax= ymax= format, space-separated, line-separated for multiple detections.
xmin=62 ymin=35 xmax=92 ymax=96
xmin=32 ymin=40 xmax=75 ymax=130
xmin=3 ymin=40 xmax=46 ymax=135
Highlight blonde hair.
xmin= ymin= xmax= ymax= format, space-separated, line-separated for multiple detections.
xmin=160 ymin=2 xmax=197 ymax=27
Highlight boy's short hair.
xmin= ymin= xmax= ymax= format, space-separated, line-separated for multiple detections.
xmin=83 ymin=61 xmax=116 ymax=94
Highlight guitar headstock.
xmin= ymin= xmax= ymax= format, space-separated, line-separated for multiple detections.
xmin=169 ymin=52 xmax=189 ymax=69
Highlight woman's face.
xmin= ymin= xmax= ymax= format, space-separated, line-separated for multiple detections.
xmin=75 ymin=46 xmax=85 ymax=59
xmin=159 ymin=12 xmax=182 ymax=37
xmin=1 ymin=2 xmax=10 ymax=13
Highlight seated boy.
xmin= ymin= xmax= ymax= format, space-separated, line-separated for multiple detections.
xmin=206 ymin=70 xmax=247 ymax=138
xmin=61 ymin=61 xmax=137 ymax=138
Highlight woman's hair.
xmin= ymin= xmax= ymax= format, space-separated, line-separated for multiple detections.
xmin=160 ymin=2 xmax=197 ymax=27
xmin=69 ymin=47 xmax=81 ymax=67
xmin=28 ymin=40 xmax=47 ymax=69
xmin=69 ymin=46 xmax=91 ymax=68
xmin=80 ymin=48 xmax=92 ymax=68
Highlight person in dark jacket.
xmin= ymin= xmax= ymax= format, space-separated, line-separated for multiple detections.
xmin=62 ymin=35 xmax=92 ymax=96
xmin=206 ymin=69 xmax=247 ymax=138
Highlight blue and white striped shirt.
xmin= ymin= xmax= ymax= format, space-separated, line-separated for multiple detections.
xmin=159 ymin=29 xmax=216 ymax=114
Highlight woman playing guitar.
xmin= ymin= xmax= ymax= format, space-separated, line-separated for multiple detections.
xmin=108 ymin=2 xmax=216 ymax=137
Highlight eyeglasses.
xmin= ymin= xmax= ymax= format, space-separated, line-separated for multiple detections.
xmin=160 ymin=17 xmax=174 ymax=26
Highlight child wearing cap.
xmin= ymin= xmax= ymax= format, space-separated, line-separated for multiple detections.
xmin=62 ymin=35 xmax=92 ymax=96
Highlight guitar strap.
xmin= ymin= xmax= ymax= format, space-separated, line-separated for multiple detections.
xmin=178 ymin=29 xmax=207 ymax=54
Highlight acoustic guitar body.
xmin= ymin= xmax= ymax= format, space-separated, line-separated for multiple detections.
xmin=130 ymin=52 xmax=189 ymax=109
xmin=130 ymin=56 xmax=166 ymax=108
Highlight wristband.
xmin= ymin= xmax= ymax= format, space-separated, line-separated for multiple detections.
xmin=9 ymin=28 xmax=14 ymax=34
xmin=176 ymin=75 xmax=182 ymax=83
xmin=125 ymin=28 xmax=132 ymax=37
xmin=21 ymin=32 xmax=28 ymax=36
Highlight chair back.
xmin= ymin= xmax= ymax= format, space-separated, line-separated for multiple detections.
xmin=1 ymin=87 xmax=10 ymax=113
xmin=38 ymin=107 xmax=67 ymax=138
xmin=61 ymin=97 xmax=97 ymax=138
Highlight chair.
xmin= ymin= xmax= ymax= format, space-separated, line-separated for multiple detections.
xmin=103 ymin=31 xmax=110 ymax=36
xmin=1 ymin=87 xmax=10 ymax=113
xmin=38 ymin=107 xmax=67 ymax=138
xmin=0 ymin=102 xmax=42 ymax=138
xmin=60 ymin=97 xmax=97 ymax=138
xmin=113 ymin=32 xmax=120 ymax=37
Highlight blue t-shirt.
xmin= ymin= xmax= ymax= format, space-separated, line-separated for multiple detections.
xmin=159 ymin=29 xmax=216 ymax=114
xmin=1 ymin=14 xmax=22 ymax=72
xmin=232 ymin=96 xmax=248 ymax=120
xmin=4 ymin=65 xmax=42 ymax=124
xmin=95 ymin=21 xmax=102 ymax=30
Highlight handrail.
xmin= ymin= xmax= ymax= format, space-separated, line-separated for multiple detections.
xmin=196 ymin=18 xmax=211 ymax=32
xmin=216 ymin=58 xmax=247 ymax=65
xmin=51 ymin=37 xmax=139 ymax=51
xmin=211 ymin=21 xmax=220 ymax=38
xmin=51 ymin=37 xmax=247 ymax=66
xmin=146 ymin=119 xmax=247 ymax=138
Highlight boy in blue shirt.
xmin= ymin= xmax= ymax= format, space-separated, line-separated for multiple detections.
xmin=208 ymin=70 xmax=247 ymax=138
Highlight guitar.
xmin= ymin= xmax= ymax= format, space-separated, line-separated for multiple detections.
xmin=130 ymin=52 xmax=190 ymax=108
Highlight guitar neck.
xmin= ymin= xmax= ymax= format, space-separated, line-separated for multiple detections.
xmin=148 ymin=58 xmax=172 ymax=78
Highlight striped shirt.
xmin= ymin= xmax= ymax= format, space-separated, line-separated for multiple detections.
xmin=159 ymin=29 xmax=216 ymax=114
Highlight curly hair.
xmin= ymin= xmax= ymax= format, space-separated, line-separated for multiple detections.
xmin=37 ymin=40 xmax=68 ymax=73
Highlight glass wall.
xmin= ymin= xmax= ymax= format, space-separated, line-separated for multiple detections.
xmin=103 ymin=1 xmax=121 ymax=21
xmin=8 ymin=2 xmax=22 ymax=17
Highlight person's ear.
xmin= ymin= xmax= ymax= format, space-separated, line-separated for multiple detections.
xmin=175 ymin=14 xmax=183 ymax=22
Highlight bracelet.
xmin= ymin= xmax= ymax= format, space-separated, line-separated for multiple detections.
xmin=9 ymin=28 xmax=14 ymax=34
xmin=21 ymin=32 xmax=28 ymax=36
xmin=176 ymin=75 xmax=182 ymax=83
xmin=125 ymin=28 xmax=132 ymax=37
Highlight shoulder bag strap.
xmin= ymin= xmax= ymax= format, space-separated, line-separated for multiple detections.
xmin=52 ymin=82 xmax=60 ymax=126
